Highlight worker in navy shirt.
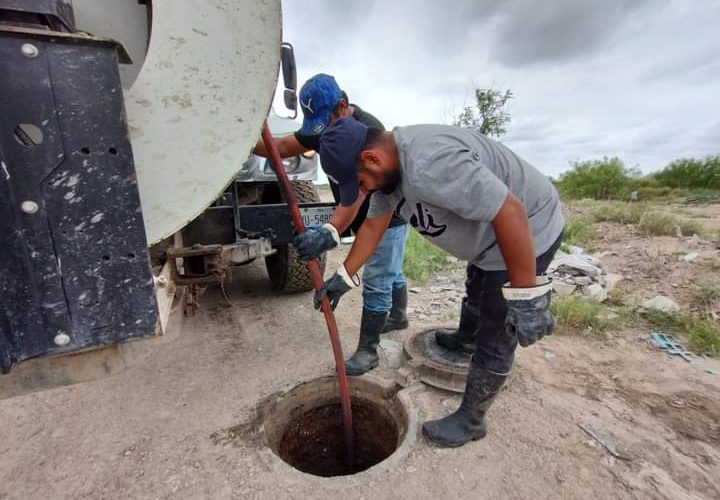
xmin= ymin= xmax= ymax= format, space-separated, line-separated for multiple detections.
xmin=255 ymin=74 xmax=409 ymax=375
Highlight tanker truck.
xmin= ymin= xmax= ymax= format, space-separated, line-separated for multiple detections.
xmin=0 ymin=0 xmax=331 ymax=398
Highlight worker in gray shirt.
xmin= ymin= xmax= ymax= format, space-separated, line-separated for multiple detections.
xmin=309 ymin=117 xmax=564 ymax=448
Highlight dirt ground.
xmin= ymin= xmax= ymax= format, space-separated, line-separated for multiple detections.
xmin=1 ymin=211 xmax=720 ymax=500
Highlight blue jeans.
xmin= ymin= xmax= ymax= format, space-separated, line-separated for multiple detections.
xmin=361 ymin=224 xmax=408 ymax=312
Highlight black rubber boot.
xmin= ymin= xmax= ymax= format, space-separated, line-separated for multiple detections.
xmin=422 ymin=358 xmax=508 ymax=447
xmin=381 ymin=285 xmax=409 ymax=333
xmin=345 ymin=309 xmax=388 ymax=376
xmin=434 ymin=299 xmax=480 ymax=353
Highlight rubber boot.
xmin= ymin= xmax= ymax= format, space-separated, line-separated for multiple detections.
xmin=381 ymin=285 xmax=409 ymax=333
xmin=434 ymin=299 xmax=480 ymax=353
xmin=422 ymin=358 xmax=508 ymax=447
xmin=345 ymin=309 xmax=388 ymax=376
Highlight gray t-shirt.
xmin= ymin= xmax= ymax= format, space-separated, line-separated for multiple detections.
xmin=368 ymin=125 xmax=564 ymax=271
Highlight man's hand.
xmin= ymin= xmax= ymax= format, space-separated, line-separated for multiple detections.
xmin=292 ymin=224 xmax=340 ymax=261
xmin=503 ymin=277 xmax=554 ymax=347
xmin=314 ymin=265 xmax=359 ymax=311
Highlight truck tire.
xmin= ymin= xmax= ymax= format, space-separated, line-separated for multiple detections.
xmin=264 ymin=181 xmax=327 ymax=292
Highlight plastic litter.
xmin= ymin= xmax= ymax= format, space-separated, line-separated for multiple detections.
xmin=650 ymin=332 xmax=692 ymax=362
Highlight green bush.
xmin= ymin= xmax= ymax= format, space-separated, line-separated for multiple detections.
xmin=556 ymin=157 xmax=633 ymax=200
xmin=654 ymin=156 xmax=720 ymax=190
xmin=637 ymin=211 xmax=702 ymax=236
xmin=560 ymin=218 xmax=597 ymax=252
xmin=589 ymin=201 xmax=703 ymax=236
xmin=591 ymin=201 xmax=648 ymax=224
xmin=552 ymin=295 xmax=613 ymax=334
xmin=403 ymin=228 xmax=452 ymax=282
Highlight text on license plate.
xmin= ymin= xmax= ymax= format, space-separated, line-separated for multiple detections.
xmin=300 ymin=207 xmax=333 ymax=227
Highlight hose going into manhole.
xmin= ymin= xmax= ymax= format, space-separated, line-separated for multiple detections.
xmin=261 ymin=123 xmax=354 ymax=465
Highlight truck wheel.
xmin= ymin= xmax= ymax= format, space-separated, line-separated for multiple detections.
xmin=265 ymin=181 xmax=327 ymax=292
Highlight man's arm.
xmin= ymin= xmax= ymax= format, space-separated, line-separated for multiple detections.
xmin=492 ymin=193 xmax=537 ymax=287
xmin=343 ymin=210 xmax=394 ymax=275
xmin=253 ymin=134 xmax=308 ymax=158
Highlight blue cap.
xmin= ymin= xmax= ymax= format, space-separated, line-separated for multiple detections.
xmin=319 ymin=117 xmax=368 ymax=206
xmin=299 ymin=74 xmax=343 ymax=135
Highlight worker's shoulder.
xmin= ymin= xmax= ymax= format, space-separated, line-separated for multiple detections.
xmin=396 ymin=124 xmax=473 ymax=167
xmin=352 ymin=104 xmax=385 ymax=131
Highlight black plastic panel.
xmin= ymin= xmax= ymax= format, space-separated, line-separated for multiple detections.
xmin=0 ymin=31 xmax=157 ymax=372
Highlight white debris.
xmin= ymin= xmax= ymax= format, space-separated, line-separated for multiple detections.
xmin=678 ymin=252 xmax=699 ymax=262
xmin=584 ymin=283 xmax=608 ymax=302
xmin=552 ymin=254 xmax=602 ymax=277
xmin=377 ymin=339 xmax=403 ymax=370
xmin=643 ymin=295 xmax=681 ymax=314
xmin=90 ymin=213 xmax=104 ymax=224
xmin=599 ymin=273 xmax=624 ymax=293
xmin=553 ymin=281 xmax=576 ymax=296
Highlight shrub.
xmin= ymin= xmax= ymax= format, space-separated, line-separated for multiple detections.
xmin=654 ymin=156 xmax=720 ymax=190
xmin=552 ymin=295 xmax=613 ymax=334
xmin=591 ymin=201 xmax=648 ymax=224
xmin=556 ymin=157 xmax=632 ymax=200
xmin=403 ymin=228 xmax=452 ymax=282
xmin=560 ymin=218 xmax=597 ymax=252
xmin=590 ymin=201 xmax=703 ymax=236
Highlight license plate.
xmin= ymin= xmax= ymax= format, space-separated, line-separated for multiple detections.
xmin=300 ymin=206 xmax=333 ymax=227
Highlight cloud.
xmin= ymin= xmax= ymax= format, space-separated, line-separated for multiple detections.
xmin=280 ymin=0 xmax=720 ymax=177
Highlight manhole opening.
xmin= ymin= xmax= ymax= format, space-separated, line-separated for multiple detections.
xmin=264 ymin=377 xmax=408 ymax=477
xmin=279 ymin=397 xmax=398 ymax=477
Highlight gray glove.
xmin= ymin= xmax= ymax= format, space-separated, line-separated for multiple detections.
xmin=292 ymin=223 xmax=340 ymax=261
xmin=502 ymin=277 xmax=554 ymax=347
xmin=314 ymin=265 xmax=360 ymax=311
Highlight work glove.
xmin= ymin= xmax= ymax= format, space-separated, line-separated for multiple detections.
xmin=292 ymin=223 xmax=340 ymax=261
xmin=502 ymin=276 xmax=554 ymax=347
xmin=314 ymin=265 xmax=360 ymax=311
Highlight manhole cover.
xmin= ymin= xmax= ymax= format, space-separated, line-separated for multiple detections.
xmin=403 ymin=328 xmax=471 ymax=393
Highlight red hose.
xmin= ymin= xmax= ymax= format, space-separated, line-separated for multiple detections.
xmin=261 ymin=123 xmax=354 ymax=464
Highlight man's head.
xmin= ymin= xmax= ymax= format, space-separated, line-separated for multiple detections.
xmin=319 ymin=117 xmax=400 ymax=206
xmin=299 ymin=74 xmax=351 ymax=135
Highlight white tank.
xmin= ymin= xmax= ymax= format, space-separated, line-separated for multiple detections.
xmin=71 ymin=0 xmax=282 ymax=244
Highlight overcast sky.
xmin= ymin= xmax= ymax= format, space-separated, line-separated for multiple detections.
xmin=277 ymin=0 xmax=720 ymax=178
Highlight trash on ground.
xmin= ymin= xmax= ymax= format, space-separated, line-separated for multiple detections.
xmin=678 ymin=252 xmax=699 ymax=262
xmin=650 ymin=332 xmax=692 ymax=362
xmin=578 ymin=424 xmax=633 ymax=461
xmin=548 ymin=250 xmax=622 ymax=302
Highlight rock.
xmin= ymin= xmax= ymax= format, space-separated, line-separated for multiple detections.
xmin=584 ymin=283 xmax=608 ymax=302
xmin=568 ymin=245 xmax=585 ymax=255
xmin=553 ymin=281 xmax=576 ymax=296
xmin=378 ymin=339 xmax=403 ymax=369
xmin=579 ymin=253 xmax=603 ymax=268
xmin=643 ymin=295 xmax=680 ymax=313
xmin=678 ymin=252 xmax=699 ymax=262
xmin=573 ymin=276 xmax=593 ymax=286
xmin=552 ymin=255 xmax=602 ymax=277
xmin=599 ymin=273 xmax=624 ymax=292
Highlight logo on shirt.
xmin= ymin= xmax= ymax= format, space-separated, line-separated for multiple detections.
xmin=398 ymin=200 xmax=447 ymax=237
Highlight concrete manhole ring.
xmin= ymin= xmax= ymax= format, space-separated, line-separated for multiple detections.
xmin=403 ymin=327 xmax=471 ymax=393
xmin=261 ymin=374 xmax=418 ymax=478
